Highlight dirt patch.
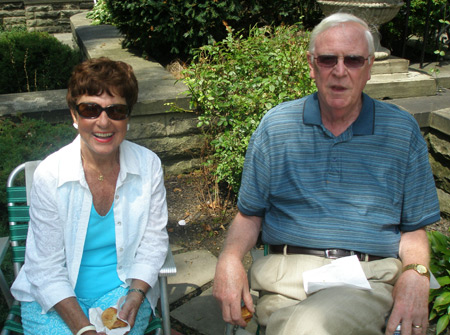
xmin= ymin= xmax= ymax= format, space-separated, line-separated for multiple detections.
xmin=165 ymin=173 xmax=236 ymax=258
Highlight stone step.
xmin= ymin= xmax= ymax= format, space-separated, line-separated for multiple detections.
xmin=365 ymin=70 xmax=436 ymax=99
xmin=371 ymin=56 xmax=409 ymax=75
xmin=168 ymin=249 xmax=217 ymax=305
xmin=171 ymin=287 xmax=225 ymax=335
xmin=171 ymin=286 xmax=259 ymax=335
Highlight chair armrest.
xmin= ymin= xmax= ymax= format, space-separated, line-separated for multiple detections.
xmin=159 ymin=247 xmax=177 ymax=277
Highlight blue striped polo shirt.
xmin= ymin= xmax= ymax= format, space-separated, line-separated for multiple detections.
xmin=237 ymin=92 xmax=440 ymax=257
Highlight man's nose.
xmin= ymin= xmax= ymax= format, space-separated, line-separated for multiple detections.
xmin=332 ymin=58 xmax=347 ymax=76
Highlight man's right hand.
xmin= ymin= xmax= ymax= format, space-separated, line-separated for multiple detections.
xmin=213 ymin=253 xmax=254 ymax=328
xmin=212 ymin=211 xmax=262 ymax=327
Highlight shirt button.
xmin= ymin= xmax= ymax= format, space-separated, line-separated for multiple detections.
xmin=117 ymin=221 xmax=122 ymax=225
xmin=115 ymin=195 xmax=119 ymax=200
xmin=119 ymin=248 xmax=123 ymax=252
xmin=119 ymin=266 xmax=122 ymax=270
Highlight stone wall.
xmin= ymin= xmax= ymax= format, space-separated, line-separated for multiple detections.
xmin=0 ymin=0 xmax=93 ymax=33
xmin=0 ymin=88 xmax=203 ymax=176
xmin=427 ymin=130 xmax=450 ymax=218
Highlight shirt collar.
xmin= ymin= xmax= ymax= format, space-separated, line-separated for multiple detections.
xmin=57 ymin=136 xmax=84 ymax=187
xmin=303 ymin=92 xmax=374 ymax=135
xmin=57 ymin=135 xmax=140 ymax=187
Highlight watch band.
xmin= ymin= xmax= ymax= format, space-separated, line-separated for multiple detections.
xmin=402 ymin=263 xmax=430 ymax=280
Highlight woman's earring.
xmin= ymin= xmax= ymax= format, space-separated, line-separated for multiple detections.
xmin=127 ymin=124 xmax=130 ymax=131
xmin=73 ymin=123 xmax=78 ymax=130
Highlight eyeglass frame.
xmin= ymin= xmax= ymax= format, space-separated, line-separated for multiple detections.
xmin=75 ymin=102 xmax=131 ymax=120
xmin=311 ymin=54 xmax=372 ymax=69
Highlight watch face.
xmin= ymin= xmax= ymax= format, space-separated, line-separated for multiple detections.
xmin=416 ymin=264 xmax=427 ymax=274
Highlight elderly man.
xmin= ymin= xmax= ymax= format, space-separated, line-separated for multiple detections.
xmin=213 ymin=12 xmax=440 ymax=335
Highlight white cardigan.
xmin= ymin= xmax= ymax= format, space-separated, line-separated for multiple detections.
xmin=11 ymin=136 xmax=169 ymax=313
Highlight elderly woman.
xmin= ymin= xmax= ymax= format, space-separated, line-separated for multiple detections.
xmin=11 ymin=57 xmax=169 ymax=335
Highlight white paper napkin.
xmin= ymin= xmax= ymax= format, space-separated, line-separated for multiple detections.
xmin=430 ymin=271 xmax=441 ymax=289
xmin=89 ymin=296 xmax=131 ymax=335
xmin=303 ymin=255 xmax=372 ymax=294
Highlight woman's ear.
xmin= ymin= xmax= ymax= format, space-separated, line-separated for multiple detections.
xmin=70 ymin=110 xmax=78 ymax=129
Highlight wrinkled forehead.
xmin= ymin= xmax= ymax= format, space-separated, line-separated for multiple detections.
xmin=315 ymin=22 xmax=369 ymax=55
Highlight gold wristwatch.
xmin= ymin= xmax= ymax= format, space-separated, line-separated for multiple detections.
xmin=402 ymin=264 xmax=430 ymax=280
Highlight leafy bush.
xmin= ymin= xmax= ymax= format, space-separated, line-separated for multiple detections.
xmin=0 ymin=29 xmax=81 ymax=94
xmin=102 ymin=0 xmax=322 ymax=64
xmin=0 ymin=116 xmax=77 ymax=225
xmin=428 ymin=230 xmax=450 ymax=334
xmin=86 ymin=0 xmax=115 ymax=25
xmin=182 ymin=24 xmax=316 ymax=192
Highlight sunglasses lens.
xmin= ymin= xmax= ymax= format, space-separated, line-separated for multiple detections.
xmin=316 ymin=55 xmax=337 ymax=68
xmin=76 ymin=103 xmax=129 ymax=120
xmin=316 ymin=55 xmax=367 ymax=68
xmin=106 ymin=105 xmax=129 ymax=120
xmin=344 ymin=56 xmax=366 ymax=68
xmin=77 ymin=103 xmax=102 ymax=118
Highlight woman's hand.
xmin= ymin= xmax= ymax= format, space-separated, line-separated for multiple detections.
xmin=118 ymin=292 xmax=142 ymax=329
xmin=118 ymin=280 xmax=149 ymax=329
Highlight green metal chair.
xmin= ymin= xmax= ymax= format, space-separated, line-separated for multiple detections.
xmin=1 ymin=161 xmax=176 ymax=335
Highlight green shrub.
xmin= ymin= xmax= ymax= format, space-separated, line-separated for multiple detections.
xmin=103 ymin=0 xmax=322 ymax=64
xmin=0 ymin=29 xmax=81 ymax=94
xmin=0 ymin=116 xmax=77 ymax=225
xmin=87 ymin=0 xmax=115 ymax=25
xmin=182 ymin=24 xmax=316 ymax=192
xmin=428 ymin=230 xmax=450 ymax=334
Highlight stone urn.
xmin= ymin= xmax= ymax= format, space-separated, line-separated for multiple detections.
xmin=316 ymin=0 xmax=404 ymax=59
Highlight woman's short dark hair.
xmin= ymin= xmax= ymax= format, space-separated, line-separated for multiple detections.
xmin=66 ymin=57 xmax=138 ymax=112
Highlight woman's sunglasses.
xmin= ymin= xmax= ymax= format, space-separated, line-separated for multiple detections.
xmin=314 ymin=55 xmax=369 ymax=69
xmin=76 ymin=102 xmax=130 ymax=120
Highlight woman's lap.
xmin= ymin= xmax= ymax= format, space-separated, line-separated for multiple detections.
xmin=21 ymin=286 xmax=151 ymax=335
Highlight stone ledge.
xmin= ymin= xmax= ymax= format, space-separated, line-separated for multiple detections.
xmin=370 ymin=56 xmax=409 ymax=75
xmin=71 ymin=13 xmax=190 ymax=113
xmin=365 ymin=71 xmax=437 ymax=99
xmin=22 ymin=0 xmax=92 ymax=4
xmin=431 ymin=108 xmax=450 ymax=136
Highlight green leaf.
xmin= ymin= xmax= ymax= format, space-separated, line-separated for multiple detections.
xmin=437 ymin=314 xmax=449 ymax=335
xmin=437 ymin=276 xmax=450 ymax=286
xmin=434 ymin=292 xmax=450 ymax=308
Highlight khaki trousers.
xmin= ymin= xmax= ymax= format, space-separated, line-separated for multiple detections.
xmin=250 ymin=253 xmax=402 ymax=335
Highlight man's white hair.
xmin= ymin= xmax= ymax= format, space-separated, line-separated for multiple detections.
xmin=309 ymin=12 xmax=375 ymax=61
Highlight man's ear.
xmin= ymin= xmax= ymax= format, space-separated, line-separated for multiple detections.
xmin=307 ymin=52 xmax=315 ymax=79
xmin=367 ymin=55 xmax=375 ymax=81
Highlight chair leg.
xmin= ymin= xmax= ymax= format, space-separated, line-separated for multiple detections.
xmin=0 ymin=237 xmax=13 ymax=308
xmin=0 ymin=271 xmax=13 ymax=308
xmin=160 ymin=277 xmax=170 ymax=335
xmin=225 ymin=323 xmax=234 ymax=335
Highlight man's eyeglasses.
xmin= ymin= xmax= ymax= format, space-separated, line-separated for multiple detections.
xmin=76 ymin=102 xmax=130 ymax=120
xmin=314 ymin=55 xmax=369 ymax=69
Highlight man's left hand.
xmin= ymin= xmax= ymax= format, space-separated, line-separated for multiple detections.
xmin=385 ymin=269 xmax=430 ymax=335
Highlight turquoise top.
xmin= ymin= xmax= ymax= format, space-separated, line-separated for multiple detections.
xmin=75 ymin=203 xmax=122 ymax=299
